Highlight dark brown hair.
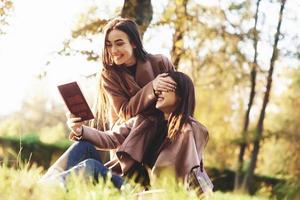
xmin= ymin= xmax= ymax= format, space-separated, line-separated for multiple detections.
xmin=167 ymin=71 xmax=196 ymax=140
xmin=102 ymin=17 xmax=148 ymax=68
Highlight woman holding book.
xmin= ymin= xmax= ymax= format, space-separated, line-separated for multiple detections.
xmin=43 ymin=17 xmax=177 ymax=184
xmin=40 ymin=72 xmax=213 ymax=194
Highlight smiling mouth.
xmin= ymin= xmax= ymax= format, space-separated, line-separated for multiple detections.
xmin=113 ymin=55 xmax=123 ymax=60
xmin=157 ymin=97 xmax=164 ymax=102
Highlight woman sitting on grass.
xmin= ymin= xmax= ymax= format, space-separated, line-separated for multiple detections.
xmin=40 ymin=71 xmax=213 ymax=194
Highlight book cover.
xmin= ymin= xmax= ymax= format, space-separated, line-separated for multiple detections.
xmin=57 ymin=81 xmax=94 ymax=121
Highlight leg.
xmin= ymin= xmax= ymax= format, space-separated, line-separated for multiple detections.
xmin=41 ymin=140 xmax=101 ymax=179
xmin=55 ymin=159 xmax=123 ymax=189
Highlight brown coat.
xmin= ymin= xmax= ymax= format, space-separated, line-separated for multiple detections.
xmin=101 ymin=54 xmax=175 ymax=124
xmin=78 ymin=115 xmax=209 ymax=185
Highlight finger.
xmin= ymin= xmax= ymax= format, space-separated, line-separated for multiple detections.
xmin=160 ymin=82 xmax=177 ymax=90
xmin=157 ymin=73 xmax=169 ymax=78
xmin=66 ymin=112 xmax=77 ymax=119
xmin=154 ymin=90 xmax=161 ymax=96
xmin=157 ymin=86 xmax=168 ymax=92
xmin=66 ymin=112 xmax=71 ymax=118
xmin=158 ymin=79 xmax=176 ymax=89
xmin=66 ymin=120 xmax=80 ymax=128
xmin=161 ymin=77 xmax=177 ymax=86
xmin=72 ymin=127 xmax=82 ymax=136
xmin=160 ymin=83 xmax=177 ymax=91
xmin=74 ymin=135 xmax=83 ymax=140
xmin=69 ymin=117 xmax=82 ymax=123
xmin=67 ymin=121 xmax=83 ymax=129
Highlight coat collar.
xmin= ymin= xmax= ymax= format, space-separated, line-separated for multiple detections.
xmin=135 ymin=59 xmax=155 ymax=87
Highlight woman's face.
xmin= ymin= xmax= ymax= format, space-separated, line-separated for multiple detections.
xmin=105 ymin=29 xmax=136 ymax=66
xmin=155 ymin=90 xmax=180 ymax=114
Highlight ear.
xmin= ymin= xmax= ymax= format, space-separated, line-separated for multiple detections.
xmin=131 ymin=42 xmax=136 ymax=48
xmin=176 ymin=95 xmax=182 ymax=103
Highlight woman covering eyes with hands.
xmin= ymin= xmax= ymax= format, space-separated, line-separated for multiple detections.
xmin=40 ymin=17 xmax=177 ymax=186
xmin=40 ymin=72 xmax=213 ymax=196
xmin=92 ymin=17 xmax=177 ymax=131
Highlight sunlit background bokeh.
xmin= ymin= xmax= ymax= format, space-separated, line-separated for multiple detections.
xmin=0 ymin=0 xmax=300 ymax=199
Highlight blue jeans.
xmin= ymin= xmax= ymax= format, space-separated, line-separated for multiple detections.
xmin=40 ymin=140 xmax=123 ymax=189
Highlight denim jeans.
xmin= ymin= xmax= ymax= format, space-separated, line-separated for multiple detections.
xmin=40 ymin=140 xmax=123 ymax=189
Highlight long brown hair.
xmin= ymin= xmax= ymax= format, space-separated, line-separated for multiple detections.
xmin=167 ymin=71 xmax=196 ymax=140
xmin=90 ymin=17 xmax=149 ymax=130
xmin=102 ymin=17 xmax=148 ymax=68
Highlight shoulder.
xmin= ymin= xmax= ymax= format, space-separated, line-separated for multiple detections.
xmin=189 ymin=117 xmax=209 ymax=135
xmin=181 ymin=117 xmax=209 ymax=148
xmin=147 ymin=53 xmax=175 ymax=72
xmin=101 ymin=66 xmax=117 ymax=77
xmin=181 ymin=117 xmax=209 ymax=137
xmin=101 ymin=67 xmax=121 ymax=83
xmin=147 ymin=53 xmax=171 ymax=64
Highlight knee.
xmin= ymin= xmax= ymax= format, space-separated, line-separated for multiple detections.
xmin=82 ymin=158 xmax=99 ymax=168
xmin=71 ymin=140 xmax=95 ymax=151
xmin=82 ymin=158 xmax=107 ymax=175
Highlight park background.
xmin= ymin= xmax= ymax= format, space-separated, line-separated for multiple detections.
xmin=0 ymin=0 xmax=299 ymax=199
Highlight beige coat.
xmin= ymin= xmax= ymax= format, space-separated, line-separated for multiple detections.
xmin=76 ymin=115 xmax=209 ymax=184
xmin=101 ymin=54 xmax=175 ymax=124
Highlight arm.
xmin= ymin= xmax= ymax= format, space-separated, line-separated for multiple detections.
xmin=102 ymin=71 xmax=156 ymax=121
xmin=102 ymin=55 xmax=176 ymax=121
xmin=74 ymin=117 xmax=135 ymax=150
xmin=190 ymin=120 xmax=209 ymax=154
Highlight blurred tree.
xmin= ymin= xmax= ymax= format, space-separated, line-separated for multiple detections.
xmin=0 ymin=0 xmax=13 ymax=35
xmin=121 ymin=0 xmax=152 ymax=36
xmin=41 ymin=1 xmax=299 ymax=194
xmin=156 ymin=0 xmax=252 ymax=86
xmin=235 ymin=0 xmax=261 ymax=190
xmin=242 ymin=0 xmax=287 ymax=194
xmin=0 ymin=80 xmax=68 ymax=141
xmin=169 ymin=0 xmax=188 ymax=69
xmin=58 ymin=0 xmax=153 ymax=63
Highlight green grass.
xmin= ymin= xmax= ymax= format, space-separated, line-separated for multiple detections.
xmin=0 ymin=163 xmax=273 ymax=200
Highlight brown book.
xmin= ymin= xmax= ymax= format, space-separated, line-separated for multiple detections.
xmin=57 ymin=81 xmax=94 ymax=121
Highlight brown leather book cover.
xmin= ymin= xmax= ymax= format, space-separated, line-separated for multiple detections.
xmin=57 ymin=81 xmax=94 ymax=121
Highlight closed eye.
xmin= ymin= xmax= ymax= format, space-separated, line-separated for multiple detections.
xmin=115 ymin=41 xmax=125 ymax=46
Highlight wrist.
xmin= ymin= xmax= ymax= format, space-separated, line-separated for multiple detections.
xmin=75 ymin=126 xmax=83 ymax=136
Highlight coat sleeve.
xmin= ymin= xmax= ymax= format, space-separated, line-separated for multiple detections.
xmin=79 ymin=117 xmax=135 ymax=150
xmin=101 ymin=70 xmax=156 ymax=121
xmin=101 ymin=55 xmax=175 ymax=121
xmin=191 ymin=120 xmax=209 ymax=156
xmin=161 ymin=54 xmax=176 ymax=72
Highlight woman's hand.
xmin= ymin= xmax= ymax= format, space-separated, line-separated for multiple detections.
xmin=66 ymin=112 xmax=84 ymax=140
xmin=152 ymin=73 xmax=177 ymax=92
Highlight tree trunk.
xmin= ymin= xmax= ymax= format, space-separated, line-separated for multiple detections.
xmin=241 ymin=0 xmax=286 ymax=194
xmin=170 ymin=0 xmax=188 ymax=70
xmin=234 ymin=0 xmax=261 ymax=190
xmin=121 ymin=0 xmax=153 ymax=36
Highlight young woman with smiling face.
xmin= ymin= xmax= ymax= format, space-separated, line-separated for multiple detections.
xmin=40 ymin=72 xmax=213 ymax=195
xmin=105 ymin=29 xmax=137 ymax=66
xmin=93 ymin=17 xmax=177 ymax=131
xmin=41 ymin=17 xmax=177 ymax=186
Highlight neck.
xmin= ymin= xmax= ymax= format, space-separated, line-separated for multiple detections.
xmin=164 ymin=112 xmax=170 ymax=120
xmin=125 ymin=57 xmax=137 ymax=67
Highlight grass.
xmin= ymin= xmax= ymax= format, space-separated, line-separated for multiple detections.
xmin=0 ymin=162 xmax=273 ymax=200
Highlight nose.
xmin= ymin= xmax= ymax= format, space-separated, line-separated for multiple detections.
xmin=111 ymin=45 xmax=118 ymax=55
xmin=156 ymin=90 xmax=162 ymax=96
